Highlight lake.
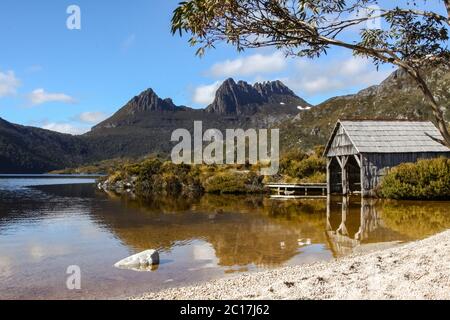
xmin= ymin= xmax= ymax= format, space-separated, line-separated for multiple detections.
xmin=1 ymin=175 xmax=450 ymax=299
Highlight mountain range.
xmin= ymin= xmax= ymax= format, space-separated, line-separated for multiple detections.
xmin=0 ymin=67 xmax=449 ymax=173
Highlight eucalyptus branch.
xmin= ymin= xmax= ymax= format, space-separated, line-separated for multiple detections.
xmin=445 ymin=0 xmax=450 ymax=22
xmin=379 ymin=7 xmax=449 ymax=26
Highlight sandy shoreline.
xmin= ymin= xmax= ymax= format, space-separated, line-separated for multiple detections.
xmin=133 ymin=230 xmax=450 ymax=300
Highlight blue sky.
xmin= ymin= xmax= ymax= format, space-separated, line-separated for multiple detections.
xmin=0 ymin=0 xmax=444 ymax=134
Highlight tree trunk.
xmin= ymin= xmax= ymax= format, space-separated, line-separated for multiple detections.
xmin=445 ymin=0 xmax=450 ymax=22
xmin=404 ymin=67 xmax=450 ymax=147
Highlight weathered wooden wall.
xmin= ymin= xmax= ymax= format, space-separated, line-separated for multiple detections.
xmin=361 ymin=152 xmax=450 ymax=196
xmin=326 ymin=126 xmax=358 ymax=157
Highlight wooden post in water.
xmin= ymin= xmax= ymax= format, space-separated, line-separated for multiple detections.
xmin=326 ymin=159 xmax=331 ymax=195
xmin=326 ymin=195 xmax=332 ymax=232
xmin=337 ymin=196 xmax=349 ymax=236
xmin=359 ymin=154 xmax=365 ymax=197
xmin=338 ymin=156 xmax=349 ymax=195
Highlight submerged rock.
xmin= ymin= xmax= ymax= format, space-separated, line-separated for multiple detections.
xmin=114 ymin=250 xmax=160 ymax=272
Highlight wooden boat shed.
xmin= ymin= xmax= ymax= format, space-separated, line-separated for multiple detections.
xmin=324 ymin=120 xmax=450 ymax=197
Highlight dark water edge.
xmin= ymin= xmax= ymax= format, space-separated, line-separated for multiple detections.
xmin=1 ymin=177 xmax=450 ymax=299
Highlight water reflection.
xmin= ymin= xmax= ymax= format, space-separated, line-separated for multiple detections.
xmin=1 ymin=180 xmax=450 ymax=299
xmin=326 ymin=196 xmax=450 ymax=256
xmin=88 ymin=190 xmax=450 ymax=264
xmin=86 ymin=193 xmax=329 ymax=268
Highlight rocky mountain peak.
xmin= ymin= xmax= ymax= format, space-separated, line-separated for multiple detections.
xmin=123 ymin=88 xmax=177 ymax=114
xmin=205 ymin=78 xmax=264 ymax=115
xmin=206 ymin=78 xmax=309 ymax=115
xmin=253 ymin=80 xmax=296 ymax=97
xmin=92 ymin=88 xmax=180 ymax=130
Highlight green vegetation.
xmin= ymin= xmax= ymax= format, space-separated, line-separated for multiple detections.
xmin=203 ymin=170 xmax=263 ymax=194
xmin=103 ymin=158 xmax=202 ymax=197
xmin=276 ymin=146 xmax=326 ymax=183
xmin=101 ymin=159 xmax=268 ymax=197
xmin=101 ymin=146 xmax=327 ymax=198
xmin=380 ymin=158 xmax=450 ymax=200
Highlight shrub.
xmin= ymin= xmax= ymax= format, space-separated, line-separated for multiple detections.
xmin=203 ymin=171 xmax=263 ymax=194
xmin=302 ymin=171 xmax=326 ymax=183
xmin=279 ymin=148 xmax=326 ymax=182
xmin=125 ymin=163 xmax=144 ymax=176
xmin=292 ymin=156 xmax=326 ymax=179
xmin=279 ymin=149 xmax=308 ymax=176
xmin=108 ymin=171 xmax=124 ymax=184
xmin=130 ymin=159 xmax=203 ymax=197
xmin=380 ymin=158 xmax=450 ymax=200
xmin=138 ymin=158 xmax=163 ymax=177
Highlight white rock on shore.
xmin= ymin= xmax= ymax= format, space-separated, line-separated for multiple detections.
xmin=132 ymin=230 xmax=450 ymax=300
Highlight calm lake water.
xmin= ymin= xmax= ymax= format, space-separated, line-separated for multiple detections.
xmin=1 ymin=176 xmax=450 ymax=299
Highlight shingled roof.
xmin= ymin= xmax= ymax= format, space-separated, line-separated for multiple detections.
xmin=325 ymin=120 xmax=450 ymax=154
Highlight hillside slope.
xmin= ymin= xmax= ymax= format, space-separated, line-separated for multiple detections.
xmin=279 ymin=67 xmax=450 ymax=151
xmin=0 ymin=118 xmax=89 ymax=173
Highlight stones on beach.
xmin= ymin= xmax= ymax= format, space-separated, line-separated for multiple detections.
xmin=114 ymin=249 xmax=160 ymax=272
xmin=98 ymin=175 xmax=138 ymax=193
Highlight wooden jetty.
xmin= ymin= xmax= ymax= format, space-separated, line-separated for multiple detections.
xmin=266 ymin=183 xmax=327 ymax=198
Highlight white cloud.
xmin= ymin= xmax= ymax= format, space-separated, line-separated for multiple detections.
xmin=29 ymin=243 xmax=71 ymax=262
xmin=77 ymin=111 xmax=108 ymax=124
xmin=27 ymin=88 xmax=76 ymax=106
xmin=192 ymin=81 xmax=222 ymax=105
xmin=0 ymin=70 xmax=20 ymax=97
xmin=42 ymin=122 xmax=88 ymax=135
xmin=340 ymin=58 xmax=368 ymax=76
xmin=285 ymin=56 xmax=391 ymax=95
xmin=209 ymin=52 xmax=287 ymax=78
xmin=301 ymin=77 xmax=334 ymax=94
